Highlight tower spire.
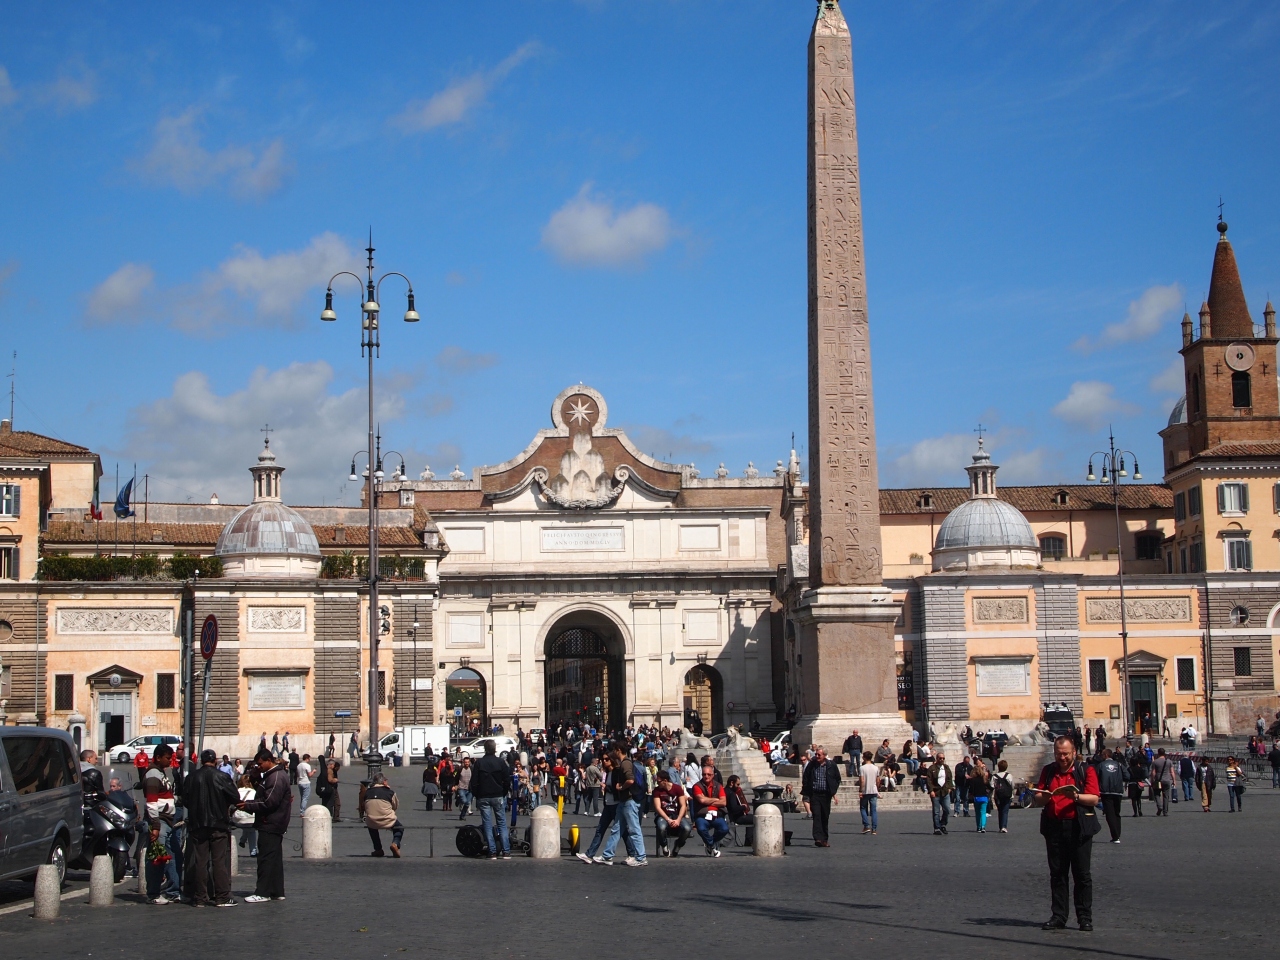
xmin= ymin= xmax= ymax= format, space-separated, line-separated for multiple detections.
xmin=1207 ymin=213 xmax=1253 ymax=339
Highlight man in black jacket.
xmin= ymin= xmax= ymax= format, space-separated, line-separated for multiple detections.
xmin=1093 ymin=749 xmax=1126 ymax=843
xmin=471 ymin=740 xmax=512 ymax=859
xmin=801 ymin=746 xmax=842 ymax=848
xmin=842 ymin=730 xmax=863 ymax=777
xmin=239 ymin=749 xmax=292 ymax=903
xmin=185 ymin=748 xmax=240 ymax=907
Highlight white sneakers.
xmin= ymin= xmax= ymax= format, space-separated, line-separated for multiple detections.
xmin=243 ymin=895 xmax=270 ymax=903
xmin=575 ymin=852 xmax=592 ymax=863
xmin=623 ymin=856 xmax=648 ymax=867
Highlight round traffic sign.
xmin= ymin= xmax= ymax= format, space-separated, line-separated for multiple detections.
xmin=200 ymin=615 xmax=219 ymax=661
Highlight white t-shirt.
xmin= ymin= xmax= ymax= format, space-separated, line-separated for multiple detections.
xmin=297 ymin=761 xmax=312 ymax=786
xmin=859 ymin=762 xmax=880 ymax=796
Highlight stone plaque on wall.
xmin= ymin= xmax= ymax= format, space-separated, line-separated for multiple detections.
xmin=540 ymin=527 xmax=625 ymax=552
xmin=247 ymin=607 xmax=306 ymax=632
xmin=973 ymin=597 xmax=1028 ymax=623
xmin=248 ymin=673 xmax=305 ymax=710
xmin=1086 ymin=597 xmax=1191 ymax=623
xmin=57 ymin=608 xmax=174 ymax=634
xmin=975 ymin=658 xmax=1031 ymax=696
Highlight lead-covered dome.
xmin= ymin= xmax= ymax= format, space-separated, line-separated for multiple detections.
xmin=1167 ymin=395 xmax=1186 ymax=427
xmin=215 ymin=441 xmax=321 ymax=577
xmin=932 ymin=440 xmax=1040 ymax=571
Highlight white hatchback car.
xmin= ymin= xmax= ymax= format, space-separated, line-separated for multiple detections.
xmin=453 ymin=736 xmax=519 ymax=760
xmin=107 ymin=734 xmax=182 ymax=764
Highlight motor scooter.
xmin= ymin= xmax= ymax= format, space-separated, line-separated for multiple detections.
xmin=71 ymin=768 xmax=136 ymax=883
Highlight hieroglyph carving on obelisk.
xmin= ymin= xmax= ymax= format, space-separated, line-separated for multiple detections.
xmin=807 ymin=0 xmax=882 ymax=589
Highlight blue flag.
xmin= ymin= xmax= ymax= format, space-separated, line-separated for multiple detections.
xmin=114 ymin=477 xmax=136 ymax=519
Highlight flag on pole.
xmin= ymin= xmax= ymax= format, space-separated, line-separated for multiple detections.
xmin=89 ymin=477 xmax=102 ymax=521
xmin=113 ymin=477 xmax=136 ymax=519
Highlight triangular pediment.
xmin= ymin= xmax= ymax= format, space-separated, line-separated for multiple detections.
xmin=86 ymin=664 xmax=145 ymax=686
xmin=1114 ymin=649 xmax=1166 ymax=671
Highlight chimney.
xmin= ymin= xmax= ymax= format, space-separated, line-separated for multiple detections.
xmin=1266 ymin=301 xmax=1276 ymax=339
xmin=1181 ymin=311 xmax=1193 ymax=348
xmin=0 ymin=419 xmax=11 ymax=435
xmin=1199 ymin=300 xmax=1212 ymax=340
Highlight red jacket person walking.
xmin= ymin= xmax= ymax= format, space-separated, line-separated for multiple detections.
xmin=1031 ymin=735 xmax=1102 ymax=931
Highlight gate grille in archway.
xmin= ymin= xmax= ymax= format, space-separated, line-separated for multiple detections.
xmin=545 ymin=627 xmax=621 ymax=731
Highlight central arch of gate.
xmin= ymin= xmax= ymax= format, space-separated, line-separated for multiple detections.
xmin=540 ymin=607 xmax=628 ymax=731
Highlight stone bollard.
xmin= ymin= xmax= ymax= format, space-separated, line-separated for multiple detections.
xmin=302 ymin=803 xmax=332 ymax=859
xmin=33 ymin=864 xmax=61 ymax=919
xmin=753 ymin=804 xmax=784 ymax=857
xmin=230 ymin=835 xmax=239 ymax=876
xmin=88 ymin=855 xmax=114 ymax=906
xmin=528 ymin=805 xmax=561 ymax=859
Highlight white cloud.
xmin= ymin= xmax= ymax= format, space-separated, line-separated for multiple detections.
xmin=1149 ymin=358 xmax=1185 ymax=395
xmin=1074 ymin=283 xmax=1183 ymax=352
xmin=620 ymin=423 xmax=715 ymax=463
xmin=0 ymin=66 xmax=16 ymax=107
xmin=394 ymin=42 xmax=540 ymax=132
xmin=36 ymin=67 xmax=98 ymax=110
xmin=1051 ymin=380 xmax=1140 ymax=429
xmin=541 ymin=184 xmax=673 ymax=267
xmin=122 ymin=362 xmax=452 ymax=505
xmin=0 ymin=261 xmax=17 ymax=299
xmin=86 ymin=263 xmax=155 ymax=323
xmin=883 ymin=431 xmax=1052 ymax=486
xmin=137 ymin=108 xmax=292 ymax=199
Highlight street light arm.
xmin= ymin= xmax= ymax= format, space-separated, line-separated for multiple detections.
xmin=326 ymin=271 xmax=367 ymax=295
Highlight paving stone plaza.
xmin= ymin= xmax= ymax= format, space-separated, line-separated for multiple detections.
xmin=0 ymin=764 xmax=1274 ymax=960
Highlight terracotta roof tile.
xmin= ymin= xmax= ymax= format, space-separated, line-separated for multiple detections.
xmin=0 ymin=428 xmax=95 ymax=458
xmin=43 ymin=520 xmax=425 ymax=549
xmin=880 ymin=483 xmax=1172 ymax=515
xmin=1193 ymin=440 xmax=1280 ymax=460
xmin=1207 ymin=234 xmax=1254 ymax=340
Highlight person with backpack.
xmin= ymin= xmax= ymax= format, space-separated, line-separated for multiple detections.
xmin=1094 ymin=749 xmax=1125 ymax=843
xmin=610 ymin=744 xmax=649 ymax=866
xmin=1030 ymin=735 xmax=1101 ymax=932
xmin=1149 ymin=748 xmax=1175 ymax=816
xmin=991 ymin=758 xmax=1015 ymax=833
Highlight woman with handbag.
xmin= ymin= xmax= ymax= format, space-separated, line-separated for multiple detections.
xmin=1224 ymin=756 xmax=1246 ymax=812
xmin=1127 ymin=755 xmax=1146 ymax=817
xmin=421 ymin=759 xmax=440 ymax=811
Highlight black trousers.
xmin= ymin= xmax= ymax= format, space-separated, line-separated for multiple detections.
xmin=189 ymin=827 xmax=232 ymax=905
xmin=810 ymin=793 xmax=832 ymax=843
xmin=254 ymin=831 xmax=285 ymax=899
xmin=1100 ymin=795 xmax=1122 ymax=841
xmin=1044 ymin=820 xmax=1092 ymax=925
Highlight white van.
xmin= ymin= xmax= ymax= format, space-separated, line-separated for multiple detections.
xmin=376 ymin=725 xmax=451 ymax=763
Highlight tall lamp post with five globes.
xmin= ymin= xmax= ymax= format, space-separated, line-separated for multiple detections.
xmin=321 ymin=234 xmax=419 ymax=779
xmin=1087 ymin=431 xmax=1142 ymax=741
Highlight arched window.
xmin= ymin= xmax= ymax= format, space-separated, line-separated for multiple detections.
xmin=1232 ymin=371 xmax=1252 ymax=408
xmin=1189 ymin=373 xmax=1200 ymax=416
xmin=1039 ymin=535 xmax=1067 ymax=560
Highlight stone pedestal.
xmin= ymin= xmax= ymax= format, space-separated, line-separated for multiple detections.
xmin=790 ymin=586 xmax=913 ymax=751
xmin=302 ymin=804 xmax=332 ymax=860
xmin=528 ymin=806 xmax=561 ymax=859
xmin=752 ymin=804 xmax=784 ymax=857
xmin=33 ymin=864 xmax=61 ymax=919
xmin=89 ymin=855 xmax=114 ymax=906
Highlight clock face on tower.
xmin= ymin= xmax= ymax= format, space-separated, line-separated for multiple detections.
xmin=1225 ymin=342 xmax=1256 ymax=372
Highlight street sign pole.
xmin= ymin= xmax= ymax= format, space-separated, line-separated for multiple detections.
xmin=197 ymin=615 xmax=219 ymax=759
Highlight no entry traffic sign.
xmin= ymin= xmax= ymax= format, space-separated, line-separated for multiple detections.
xmin=200 ymin=614 xmax=219 ymax=661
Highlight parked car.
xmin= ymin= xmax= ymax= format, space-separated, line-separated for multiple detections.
xmin=454 ymin=737 xmax=519 ymax=760
xmin=526 ymin=729 xmax=549 ymax=746
xmin=0 ymin=727 xmax=85 ymax=885
xmin=1041 ymin=704 xmax=1076 ymax=738
xmin=107 ymin=734 xmax=182 ymax=765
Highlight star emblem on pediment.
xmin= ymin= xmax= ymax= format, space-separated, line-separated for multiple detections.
xmin=567 ymin=398 xmax=594 ymax=426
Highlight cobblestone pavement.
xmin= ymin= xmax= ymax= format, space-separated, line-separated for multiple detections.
xmin=0 ymin=765 xmax=1273 ymax=959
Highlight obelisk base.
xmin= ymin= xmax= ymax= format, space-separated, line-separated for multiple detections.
xmin=790 ymin=586 xmax=915 ymax=753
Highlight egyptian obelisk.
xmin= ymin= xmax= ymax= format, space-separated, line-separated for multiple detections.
xmin=792 ymin=0 xmax=912 ymax=750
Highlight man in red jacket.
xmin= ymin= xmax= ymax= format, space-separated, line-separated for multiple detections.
xmin=1031 ymin=736 xmax=1101 ymax=932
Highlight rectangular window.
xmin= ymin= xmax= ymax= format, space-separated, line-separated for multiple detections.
xmin=1218 ymin=482 xmax=1249 ymax=514
xmin=1274 ymin=483 xmax=1280 ymax=513
xmin=1225 ymin=537 xmax=1253 ymax=571
xmin=1134 ymin=532 xmax=1163 ymax=561
xmin=0 ymin=664 xmax=10 ymax=699
xmin=1166 ymin=551 xmax=1174 ymax=573
xmin=0 ymin=483 xmax=19 ymax=517
xmin=156 ymin=673 xmax=176 ymax=710
xmin=1087 ymin=659 xmax=1108 ymax=694
xmin=1039 ymin=535 xmax=1066 ymax=560
xmin=1188 ymin=485 xmax=1202 ymax=517
xmin=1173 ymin=492 xmax=1186 ymax=521
xmin=3 ymin=736 xmax=73 ymax=793
xmin=1176 ymin=657 xmax=1196 ymax=692
xmin=0 ymin=546 xmax=18 ymax=580
xmin=1179 ymin=547 xmax=1188 ymax=573
xmin=1233 ymin=646 xmax=1252 ymax=677
xmin=53 ymin=674 xmax=74 ymax=712
xmin=377 ymin=670 xmax=387 ymax=706
xmin=1189 ymin=540 xmax=1204 ymax=573
xmin=1232 ymin=371 xmax=1252 ymax=408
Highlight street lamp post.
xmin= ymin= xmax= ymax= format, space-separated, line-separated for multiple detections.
xmin=322 ymin=235 xmax=419 ymax=780
xmin=1087 ymin=430 xmax=1142 ymax=740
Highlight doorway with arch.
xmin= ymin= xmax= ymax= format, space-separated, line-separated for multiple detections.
xmin=682 ymin=663 xmax=724 ymax=736
xmin=543 ymin=616 xmax=625 ymax=732
xmin=445 ymin=668 xmax=487 ymax=738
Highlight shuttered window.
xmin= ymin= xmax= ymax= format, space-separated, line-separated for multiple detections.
xmin=0 ymin=484 xmax=19 ymax=517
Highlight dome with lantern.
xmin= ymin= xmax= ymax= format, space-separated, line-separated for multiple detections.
xmin=215 ymin=440 xmax=322 ymax=577
xmin=932 ymin=440 xmax=1039 ymax=571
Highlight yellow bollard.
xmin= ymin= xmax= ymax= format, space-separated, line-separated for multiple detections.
xmin=569 ymin=823 xmax=580 ymax=853
xmin=557 ymin=775 xmax=566 ymax=822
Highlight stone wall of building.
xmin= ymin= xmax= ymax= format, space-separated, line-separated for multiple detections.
xmin=313 ymin=595 xmax=360 ymax=734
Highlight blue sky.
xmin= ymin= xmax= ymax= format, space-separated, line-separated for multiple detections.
xmin=2 ymin=1 xmax=1278 ymax=506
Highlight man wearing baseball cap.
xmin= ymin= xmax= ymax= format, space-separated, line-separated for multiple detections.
xmin=184 ymin=748 xmax=240 ymax=906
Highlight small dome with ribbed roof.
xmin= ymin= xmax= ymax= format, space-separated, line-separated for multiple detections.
xmin=932 ymin=440 xmax=1039 ymax=571
xmin=215 ymin=440 xmax=321 ymax=577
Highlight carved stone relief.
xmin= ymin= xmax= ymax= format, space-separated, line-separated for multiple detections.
xmin=973 ymin=597 xmax=1028 ymax=623
xmin=1085 ymin=598 xmax=1191 ymax=623
xmin=57 ymin=608 xmax=174 ymax=634
xmin=247 ymin=607 xmax=306 ymax=633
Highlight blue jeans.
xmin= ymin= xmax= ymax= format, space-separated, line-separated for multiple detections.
xmin=477 ymin=797 xmax=510 ymax=854
xmin=695 ymin=814 xmax=730 ymax=849
xmin=1228 ymin=785 xmax=1243 ymax=811
xmin=860 ymin=795 xmax=878 ymax=831
xmin=1182 ymin=777 xmax=1195 ymax=800
xmin=145 ymin=821 xmax=181 ymax=900
xmin=616 ymin=798 xmax=646 ymax=860
xmin=1271 ymin=767 xmax=1280 ymax=789
xmin=457 ymin=789 xmax=472 ymax=817
xmin=953 ymin=793 xmax=969 ymax=816
xmin=996 ymin=799 xmax=1011 ymax=830
xmin=931 ymin=795 xmax=950 ymax=832
xmin=586 ymin=803 xmax=619 ymax=858
xmin=298 ymin=783 xmax=311 ymax=811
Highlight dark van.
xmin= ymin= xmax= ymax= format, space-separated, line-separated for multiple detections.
xmin=0 ymin=727 xmax=84 ymax=885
